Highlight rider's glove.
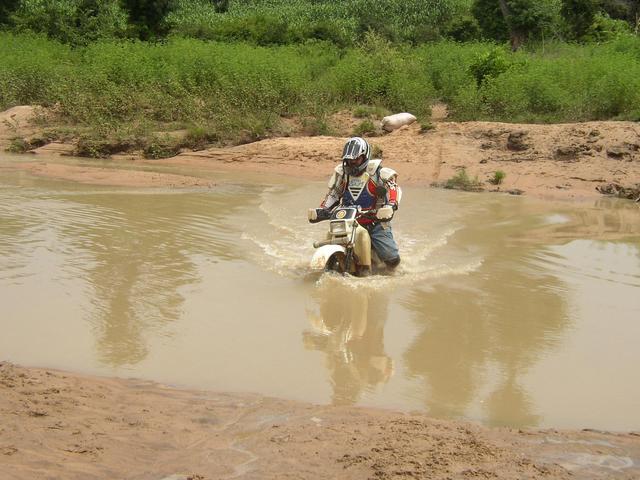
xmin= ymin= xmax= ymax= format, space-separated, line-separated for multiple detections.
xmin=376 ymin=205 xmax=394 ymax=221
xmin=308 ymin=208 xmax=331 ymax=223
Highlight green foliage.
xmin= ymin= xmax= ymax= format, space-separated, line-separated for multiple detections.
xmin=11 ymin=0 xmax=127 ymax=45
xmin=473 ymin=0 xmax=561 ymax=43
xmin=507 ymin=0 xmax=559 ymax=38
xmin=0 ymin=0 xmax=19 ymax=25
xmin=444 ymin=168 xmax=483 ymax=191
xmin=75 ymin=132 xmax=142 ymax=158
xmin=325 ymin=33 xmax=434 ymax=118
xmin=420 ymin=120 xmax=435 ymax=132
xmin=472 ymin=0 xmax=508 ymax=41
xmin=352 ymin=119 xmax=376 ymax=136
xmin=474 ymin=41 xmax=640 ymax=121
xmin=4 ymin=0 xmax=638 ymax=49
xmin=353 ymin=104 xmax=388 ymax=118
xmin=600 ymin=0 xmax=639 ymax=24
xmin=2 ymin=32 xmax=640 ymax=155
xmin=181 ymin=125 xmax=219 ymax=150
xmin=6 ymin=137 xmax=31 ymax=153
xmin=469 ymin=47 xmax=513 ymax=86
xmin=584 ymin=12 xmax=633 ymax=42
xmin=143 ymin=134 xmax=181 ymax=159
xmin=561 ymin=0 xmax=599 ymax=40
xmin=445 ymin=15 xmax=482 ymax=41
xmin=121 ymin=0 xmax=174 ymax=40
xmin=301 ymin=116 xmax=331 ymax=136
xmin=165 ymin=0 xmax=467 ymax=46
xmin=490 ymin=170 xmax=506 ymax=185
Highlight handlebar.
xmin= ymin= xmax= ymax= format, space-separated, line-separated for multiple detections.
xmin=309 ymin=205 xmax=394 ymax=223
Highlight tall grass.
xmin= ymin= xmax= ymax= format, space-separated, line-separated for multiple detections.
xmin=164 ymin=0 xmax=469 ymax=45
xmin=2 ymin=32 xmax=640 ymax=154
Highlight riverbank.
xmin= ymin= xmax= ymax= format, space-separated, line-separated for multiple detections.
xmin=1 ymin=361 xmax=639 ymax=479
xmin=2 ymin=106 xmax=639 ymax=201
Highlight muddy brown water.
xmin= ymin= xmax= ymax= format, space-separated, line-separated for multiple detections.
xmin=1 ymin=154 xmax=639 ymax=431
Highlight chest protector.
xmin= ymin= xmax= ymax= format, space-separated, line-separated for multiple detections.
xmin=342 ymin=172 xmax=378 ymax=210
xmin=321 ymin=159 xmax=400 ymax=217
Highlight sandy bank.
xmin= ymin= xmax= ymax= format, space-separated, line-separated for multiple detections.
xmin=1 ymin=362 xmax=639 ymax=479
xmin=2 ymin=106 xmax=639 ymax=201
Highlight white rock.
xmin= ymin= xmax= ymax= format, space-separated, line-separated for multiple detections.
xmin=381 ymin=112 xmax=417 ymax=132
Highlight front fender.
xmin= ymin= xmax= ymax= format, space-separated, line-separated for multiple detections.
xmin=310 ymin=245 xmax=345 ymax=271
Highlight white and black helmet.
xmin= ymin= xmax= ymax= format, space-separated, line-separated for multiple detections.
xmin=342 ymin=137 xmax=371 ymax=176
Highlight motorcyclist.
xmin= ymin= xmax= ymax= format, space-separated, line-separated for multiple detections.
xmin=310 ymin=137 xmax=401 ymax=276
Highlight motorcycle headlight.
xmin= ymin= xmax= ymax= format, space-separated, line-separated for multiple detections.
xmin=330 ymin=220 xmax=347 ymax=235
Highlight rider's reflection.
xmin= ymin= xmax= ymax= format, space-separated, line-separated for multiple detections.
xmin=303 ymin=284 xmax=393 ymax=405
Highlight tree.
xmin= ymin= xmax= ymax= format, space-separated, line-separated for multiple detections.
xmin=11 ymin=0 xmax=127 ymax=44
xmin=213 ymin=0 xmax=228 ymax=13
xmin=473 ymin=0 xmax=559 ymax=50
xmin=120 ymin=0 xmax=173 ymax=39
xmin=473 ymin=0 xmax=509 ymax=41
xmin=497 ymin=0 xmax=526 ymax=50
xmin=0 ymin=0 xmax=20 ymax=26
xmin=561 ymin=0 xmax=599 ymax=40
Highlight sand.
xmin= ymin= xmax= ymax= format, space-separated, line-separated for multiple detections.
xmin=1 ymin=362 xmax=639 ymax=479
xmin=2 ymin=106 xmax=639 ymax=201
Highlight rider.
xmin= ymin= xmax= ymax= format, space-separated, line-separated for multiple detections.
xmin=311 ymin=136 xmax=401 ymax=276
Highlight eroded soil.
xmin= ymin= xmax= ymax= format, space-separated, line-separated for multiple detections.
xmin=2 ymin=106 xmax=640 ymax=201
xmin=1 ymin=362 xmax=639 ymax=479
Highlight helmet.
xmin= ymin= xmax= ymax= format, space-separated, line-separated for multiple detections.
xmin=342 ymin=137 xmax=370 ymax=176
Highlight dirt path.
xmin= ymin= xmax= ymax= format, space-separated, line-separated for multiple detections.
xmin=2 ymin=106 xmax=639 ymax=201
xmin=1 ymin=362 xmax=639 ymax=480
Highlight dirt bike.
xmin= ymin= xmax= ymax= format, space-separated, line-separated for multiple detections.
xmin=308 ymin=205 xmax=394 ymax=276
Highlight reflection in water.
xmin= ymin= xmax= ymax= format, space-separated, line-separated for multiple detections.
xmin=403 ymin=198 xmax=572 ymax=427
xmin=304 ymin=278 xmax=393 ymax=405
xmin=57 ymin=190 xmax=255 ymax=367
xmin=527 ymin=197 xmax=640 ymax=243
xmin=0 ymin=181 xmax=258 ymax=367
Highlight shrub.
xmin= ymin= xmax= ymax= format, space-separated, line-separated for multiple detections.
xmin=6 ymin=137 xmax=30 ymax=153
xmin=352 ymin=119 xmax=376 ymax=136
xmin=419 ymin=121 xmax=435 ymax=133
xmin=469 ymin=47 xmax=512 ymax=87
xmin=584 ymin=12 xmax=633 ymax=42
xmin=353 ymin=104 xmax=388 ymax=119
xmin=444 ymin=168 xmax=483 ymax=191
xmin=302 ymin=116 xmax=331 ymax=136
xmin=181 ymin=125 xmax=219 ymax=151
xmin=11 ymin=0 xmax=127 ymax=45
xmin=143 ymin=135 xmax=181 ymax=159
xmin=490 ymin=170 xmax=506 ymax=185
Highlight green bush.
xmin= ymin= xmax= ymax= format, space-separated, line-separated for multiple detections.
xmin=353 ymin=104 xmax=388 ymax=119
xmin=490 ymin=170 xmax=506 ymax=185
xmin=444 ymin=168 xmax=483 ymax=191
xmin=584 ymin=12 xmax=633 ymax=42
xmin=419 ymin=120 xmax=435 ymax=133
xmin=469 ymin=47 xmax=513 ymax=86
xmin=324 ymin=33 xmax=434 ymax=117
xmin=11 ymin=0 xmax=127 ymax=45
xmin=352 ymin=119 xmax=376 ymax=136
xmin=164 ymin=0 xmax=465 ymax=46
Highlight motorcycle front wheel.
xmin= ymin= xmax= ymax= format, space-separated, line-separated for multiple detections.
xmin=325 ymin=251 xmax=347 ymax=274
xmin=325 ymin=251 xmax=358 ymax=275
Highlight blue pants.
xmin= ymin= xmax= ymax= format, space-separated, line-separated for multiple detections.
xmin=366 ymin=222 xmax=400 ymax=263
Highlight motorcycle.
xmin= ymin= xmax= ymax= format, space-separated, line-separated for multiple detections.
xmin=308 ymin=204 xmax=394 ymax=276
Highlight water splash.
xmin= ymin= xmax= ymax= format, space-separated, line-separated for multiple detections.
xmin=240 ymin=185 xmax=484 ymax=286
